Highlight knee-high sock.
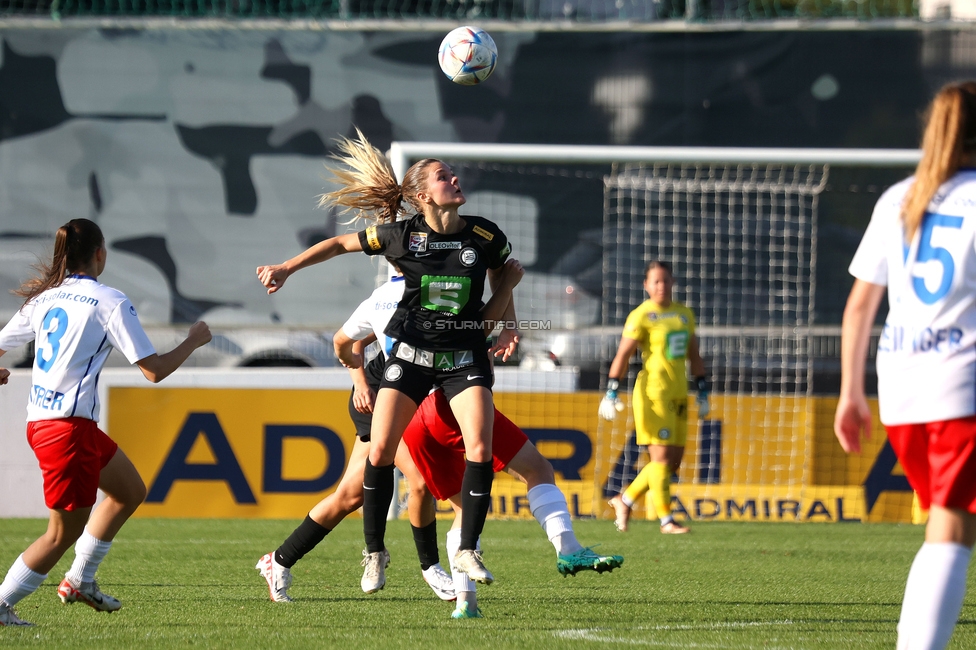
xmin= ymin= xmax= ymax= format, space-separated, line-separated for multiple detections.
xmin=0 ymin=555 xmax=47 ymax=607
xmin=897 ymin=542 xmax=971 ymax=650
xmin=65 ymin=529 xmax=112 ymax=586
xmin=620 ymin=464 xmax=653 ymax=509
xmin=412 ymin=521 xmax=439 ymax=570
xmin=528 ymin=484 xmax=583 ymax=556
xmin=447 ymin=528 xmax=477 ymax=608
xmin=459 ymin=460 xmax=494 ymax=550
xmin=275 ymin=515 xmax=331 ymax=568
xmin=625 ymin=461 xmax=670 ymax=521
xmin=363 ymin=459 xmax=395 ymax=553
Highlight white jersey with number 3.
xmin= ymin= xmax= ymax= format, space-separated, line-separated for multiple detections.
xmin=849 ymin=170 xmax=976 ymax=425
xmin=0 ymin=275 xmax=156 ymax=422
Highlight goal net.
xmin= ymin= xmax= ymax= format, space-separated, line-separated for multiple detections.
xmin=600 ymin=162 xmax=826 ymax=506
xmin=387 ymin=143 xmax=920 ymax=524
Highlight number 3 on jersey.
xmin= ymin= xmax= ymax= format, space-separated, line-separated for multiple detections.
xmin=36 ymin=307 xmax=68 ymax=372
xmin=909 ymin=213 xmax=963 ymax=304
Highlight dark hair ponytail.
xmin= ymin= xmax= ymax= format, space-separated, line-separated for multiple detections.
xmin=14 ymin=218 xmax=104 ymax=306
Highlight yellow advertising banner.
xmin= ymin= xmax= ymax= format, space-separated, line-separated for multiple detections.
xmin=108 ymin=387 xmax=916 ymax=522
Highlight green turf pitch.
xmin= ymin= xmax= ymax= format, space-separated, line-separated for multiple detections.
xmin=0 ymin=518 xmax=974 ymax=648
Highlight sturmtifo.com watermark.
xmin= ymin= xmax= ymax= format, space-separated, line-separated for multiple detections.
xmin=422 ymin=320 xmax=552 ymax=331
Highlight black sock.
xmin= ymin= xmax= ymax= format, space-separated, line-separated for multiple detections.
xmin=363 ymin=459 xmax=395 ymax=553
xmin=459 ymin=460 xmax=494 ymax=550
xmin=412 ymin=521 xmax=439 ymax=570
xmin=275 ymin=515 xmax=330 ymax=568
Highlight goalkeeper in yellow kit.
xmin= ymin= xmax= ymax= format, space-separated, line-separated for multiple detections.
xmin=600 ymin=261 xmax=708 ymax=534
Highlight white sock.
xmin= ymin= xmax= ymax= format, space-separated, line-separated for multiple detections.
xmin=528 ymin=484 xmax=583 ymax=556
xmin=0 ymin=555 xmax=47 ymax=607
xmin=446 ymin=528 xmax=477 ymax=608
xmin=897 ymin=542 xmax=971 ymax=650
xmin=621 ymin=493 xmax=636 ymax=508
xmin=65 ymin=529 xmax=113 ymax=586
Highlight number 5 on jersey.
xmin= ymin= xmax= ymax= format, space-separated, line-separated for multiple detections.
xmin=421 ymin=276 xmax=471 ymax=314
xmin=911 ymin=213 xmax=963 ymax=304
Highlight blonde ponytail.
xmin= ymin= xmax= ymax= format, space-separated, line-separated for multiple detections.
xmin=318 ymin=129 xmax=442 ymax=225
xmin=902 ymin=82 xmax=976 ymax=241
xmin=318 ymin=129 xmax=404 ymax=225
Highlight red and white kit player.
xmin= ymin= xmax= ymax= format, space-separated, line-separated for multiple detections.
xmin=835 ymin=82 xmax=976 ymax=650
xmin=0 ymin=218 xmax=211 ymax=627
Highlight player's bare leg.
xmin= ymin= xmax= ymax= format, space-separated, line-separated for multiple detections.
xmin=0 ymin=506 xmax=89 ymax=625
xmin=362 ymin=389 xmax=418 ymax=591
xmin=505 ymin=442 xmax=623 ymax=575
xmin=258 ymin=437 xmax=371 ymax=602
xmin=396 ymin=444 xmax=455 ymax=601
xmin=449 ymin=387 xmax=495 ymax=584
xmin=444 ymin=498 xmax=481 ymax=619
xmin=58 ymin=450 xmax=145 ymax=612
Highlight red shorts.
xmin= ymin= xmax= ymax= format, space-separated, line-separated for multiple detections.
xmin=402 ymin=391 xmax=529 ymax=501
xmin=885 ymin=415 xmax=976 ymax=513
xmin=27 ymin=418 xmax=118 ymax=511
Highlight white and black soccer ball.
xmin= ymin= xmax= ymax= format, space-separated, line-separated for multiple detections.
xmin=437 ymin=26 xmax=497 ymax=86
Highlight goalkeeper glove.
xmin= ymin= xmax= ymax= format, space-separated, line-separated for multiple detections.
xmin=599 ymin=379 xmax=626 ymax=421
xmin=695 ymin=376 xmax=710 ymax=419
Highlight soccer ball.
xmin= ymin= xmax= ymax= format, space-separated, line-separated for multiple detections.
xmin=437 ymin=26 xmax=497 ymax=86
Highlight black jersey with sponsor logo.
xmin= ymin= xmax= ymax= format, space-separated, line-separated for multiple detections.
xmin=357 ymin=213 xmax=511 ymax=351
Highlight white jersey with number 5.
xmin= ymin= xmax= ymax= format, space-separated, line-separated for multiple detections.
xmin=0 ymin=275 xmax=156 ymax=422
xmin=849 ymin=170 xmax=976 ymax=425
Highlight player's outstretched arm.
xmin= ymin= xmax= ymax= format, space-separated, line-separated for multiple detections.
xmin=0 ymin=349 xmax=7 ymax=386
xmin=834 ymin=279 xmax=885 ymax=454
xmin=136 ymin=321 xmax=212 ymax=383
xmin=257 ymin=233 xmax=364 ymax=295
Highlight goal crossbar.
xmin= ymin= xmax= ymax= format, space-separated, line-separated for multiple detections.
xmin=388 ymin=142 xmax=920 ymax=179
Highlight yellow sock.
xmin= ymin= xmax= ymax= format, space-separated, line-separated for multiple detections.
xmin=622 ymin=465 xmax=652 ymax=506
xmin=646 ymin=461 xmax=671 ymax=519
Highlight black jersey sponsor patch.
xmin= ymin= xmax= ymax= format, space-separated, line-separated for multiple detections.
xmin=472 ymin=225 xmax=494 ymax=241
xmin=460 ymin=248 xmax=478 ymax=267
xmin=429 ymin=241 xmax=462 ymax=250
xmin=408 ymin=232 xmax=428 ymax=252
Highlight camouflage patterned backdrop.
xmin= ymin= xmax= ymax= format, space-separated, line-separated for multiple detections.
xmin=0 ymin=27 xmax=972 ymax=330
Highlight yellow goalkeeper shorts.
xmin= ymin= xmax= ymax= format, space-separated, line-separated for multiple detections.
xmin=633 ymin=380 xmax=688 ymax=446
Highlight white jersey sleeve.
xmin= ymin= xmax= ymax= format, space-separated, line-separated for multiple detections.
xmin=105 ymin=299 xmax=155 ymax=364
xmin=848 ymin=179 xmax=908 ymax=287
xmin=340 ymin=276 xmax=405 ymax=360
xmin=854 ymin=171 xmax=976 ymax=425
xmin=10 ymin=276 xmax=156 ymax=422
xmin=0 ymin=303 xmax=37 ymax=352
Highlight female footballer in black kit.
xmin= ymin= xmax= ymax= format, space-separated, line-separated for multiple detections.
xmin=257 ymin=132 xmax=511 ymax=589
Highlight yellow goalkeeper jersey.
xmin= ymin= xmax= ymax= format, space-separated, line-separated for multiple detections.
xmin=621 ymin=300 xmax=697 ymax=400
